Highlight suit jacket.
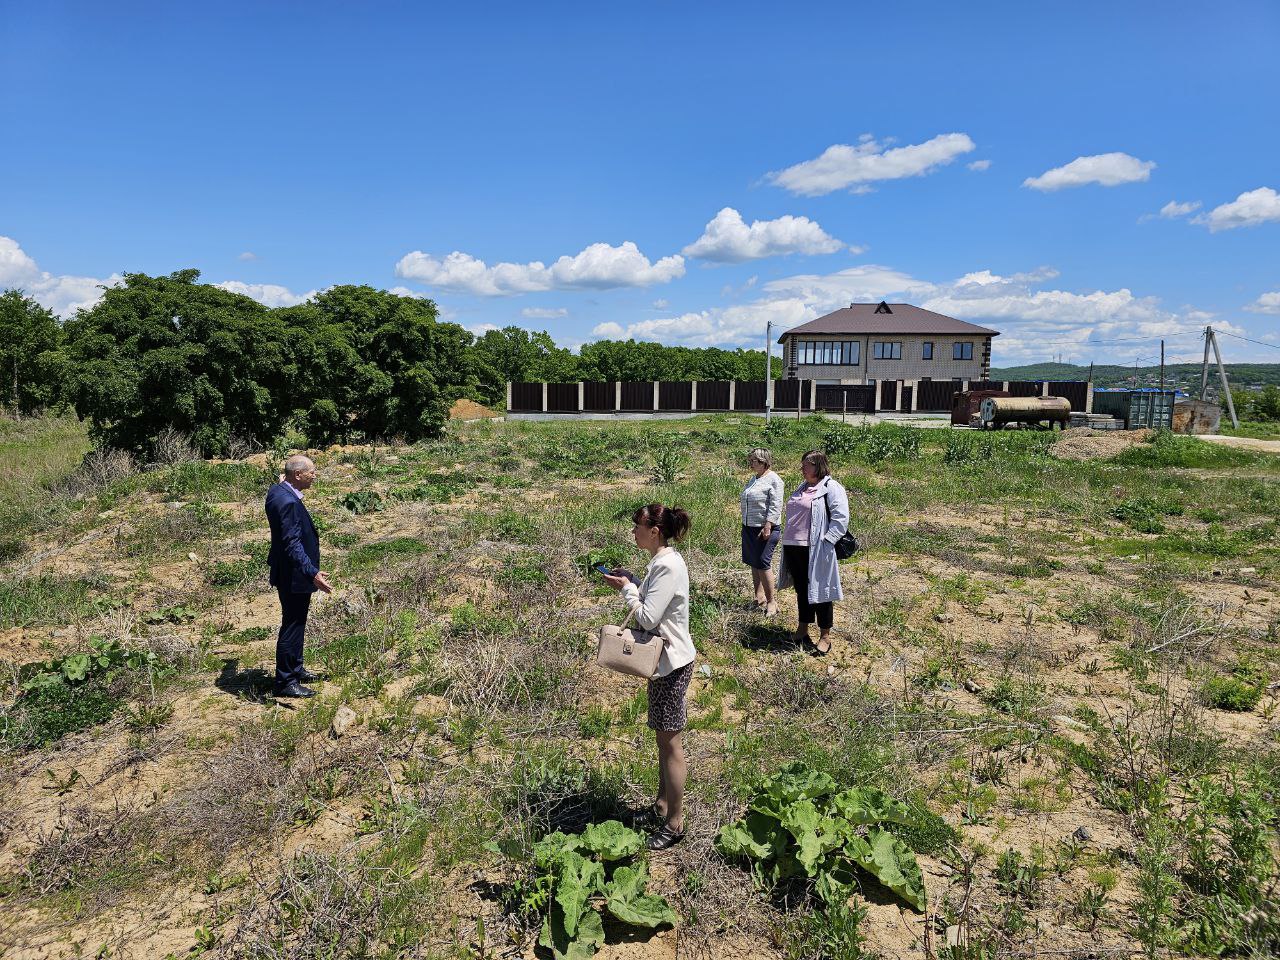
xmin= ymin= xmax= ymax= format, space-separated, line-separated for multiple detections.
xmin=266 ymin=482 xmax=320 ymax=593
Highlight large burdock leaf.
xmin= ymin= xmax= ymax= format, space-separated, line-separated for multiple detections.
xmin=540 ymin=903 xmax=605 ymax=960
xmin=751 ymin=763 xmax=837 ymax=819
xmin=845 ymin=828 xmax=927 ymax=911
xmin=831 ymin=787 xmax=915 ymax=828
xmin=533 ymin=831 xmax=582 ymax=869
xmin=605 ymin=863 xmax=678 ymax=928
xmin=554 ymin=851 xmax=605 ymax=937
xmin=779 ymin=799 xmax=839 ymax=876
xmin=715 ymin=811 xmax=782 ymax=860
xmin=577 ymin=820 xmax=644 ymax=861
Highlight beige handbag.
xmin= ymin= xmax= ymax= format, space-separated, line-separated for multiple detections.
xmin=597 ymin=609 xmax=665 ymax=678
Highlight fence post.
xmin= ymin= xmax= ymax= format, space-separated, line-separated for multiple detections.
xmin=541 ymin=382 xmax=548 ymax=413
xmin=1001 ymin=381 xmax=1009 ymax=392
xmin=728 ymin=380 xmax=736 ymax=410
xmin=578 ymin=382 xmax=584 ymax=412
xmin=691 ymin=381 xmax=698 ymax=411
xmin=809 ymin=380 xmax=817 ymax=410
xmin=910 ymin=380 xmax=919 ymax=412
xmin=963 ymin=380 xmax=970 ymax=393
xmin=653 ymin=381 xmax=660 ymax=412
xmin=1086 ymin=381 xmax=1094 ymax=414
xmin=894 ymin=381 xmax=903 ymax=412
xmin=1041 ymin=381 xmax=1050 ymax=397
xmin=506 ymin=382 xmax=512 ymax=413
xmin=615 ymin=381 xmax=621 ymax=411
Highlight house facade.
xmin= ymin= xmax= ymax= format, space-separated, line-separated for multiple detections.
xmin=780 ymin=302 xmax=997 ymax=385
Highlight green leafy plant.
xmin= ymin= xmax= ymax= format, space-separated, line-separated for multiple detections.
xmin=339 ymin=489 xmax=384 ymax=515
xmin=715 ymin=763 xmax=930 ymax=912
xmin=494 ymin=820 xmax=676 ymax=959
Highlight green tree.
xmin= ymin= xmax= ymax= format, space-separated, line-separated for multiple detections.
xmin=471 ymin=326 xmax=579 ymax=402
xmin=299 ymin=285 xmax=473 ymax=442
xmin=1246 ymin=384 xmax=1280 ymax=422
xmin=0 ymin=290 xmax=68 ymax=414
xmin=62 ymin=270 xmax=296 ymax=456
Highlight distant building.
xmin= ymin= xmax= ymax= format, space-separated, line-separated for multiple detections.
xmin=779 ymin=301 xmax=998 ymax=385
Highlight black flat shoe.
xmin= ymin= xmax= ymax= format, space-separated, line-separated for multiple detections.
xmin=274 ymin=682 xmax=316 ymax=698
xmin=646 ymin=824 xmax=685 ymax=851
xmin=811 ymin=637 xmax=832 ymax=657
xmin=298 ymin=669 xmax=325 ymax=683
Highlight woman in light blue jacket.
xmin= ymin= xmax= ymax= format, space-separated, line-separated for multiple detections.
xmin=777 ymin=450 xmax=850 ymax=656
xmin=740 ymin=447 xmax=784 ymax=616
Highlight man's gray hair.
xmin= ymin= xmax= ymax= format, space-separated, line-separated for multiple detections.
xmin=747 ymin=447 xmax=773 ymax=469
xmin=283 ymin=454 xmax=314 ymax=478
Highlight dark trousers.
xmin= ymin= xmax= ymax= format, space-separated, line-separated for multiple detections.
xmin=275 ymin=588 xmax=312 ymax=688
xmin=783 ymin=545 xmax=833 ymax=630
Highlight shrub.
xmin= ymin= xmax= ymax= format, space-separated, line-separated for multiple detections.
xmin=1200 ymin=675 xmax=1263 ymax=712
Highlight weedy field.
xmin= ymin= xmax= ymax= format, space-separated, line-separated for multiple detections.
xmin=0 ymin=413 xmax=1277 ymax=960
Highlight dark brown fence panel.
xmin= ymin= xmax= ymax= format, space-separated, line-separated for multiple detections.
xmin=1048 ymin=381 xmax=1088 ymax=411
xmin=735 ymin=380 xmax=767 ymax=411
xmin=698 ymin=380 xmax=731 ymax=410
xmin=774 ymin=379 xmax=800 ymax=409
xmin=547 ymin=383 xmax=578 ymax=413
xmin=879 ymin=380 xmax=898 ymax=411
xmin=583 ymin=381 xmax=614 ymax=411
xmin=658 ymin=381 xmax=693 ymax=411
xmin=510 ymin=382 xmax=543 ymax=412
xmin=800 ymin=379 xmax=813 ymax=410
xmin=1008 ymin=380 xmax=1043 ymax=397
xmin=917 ymin=380 xmax=958 ymax=412
xmin=815 ymin=385 xmax=875 ymax=413
xmin=619 ymin=381 xmax=654 ymax=412
xmin=901 ymin=385 xmax=913 ymax=412
xmin=969 ymin=380 xmax=1003 ymax=392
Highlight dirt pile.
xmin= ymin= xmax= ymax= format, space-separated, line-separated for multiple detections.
xmin=449 ymin=398 xmax=500 ymax=421
xmin=1050 ymin=426 xmax=1153 ymax=461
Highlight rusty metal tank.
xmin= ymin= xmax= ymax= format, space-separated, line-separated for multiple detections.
xmin=978 ymin=395 xmax=1072 ymax=429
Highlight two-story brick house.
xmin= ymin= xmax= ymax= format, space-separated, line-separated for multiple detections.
xmin=779 ymin=301 xmax=998 ymax=386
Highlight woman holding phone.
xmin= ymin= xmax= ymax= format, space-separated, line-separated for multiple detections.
xmin=601 ymin=502 xmax=694 ymax=850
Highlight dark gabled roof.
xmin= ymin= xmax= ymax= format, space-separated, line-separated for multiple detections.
xmin=780 ymin=302 xmax=1000 ymax=341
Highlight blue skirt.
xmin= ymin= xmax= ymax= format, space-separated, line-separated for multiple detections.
xmin=741 ymin=524 xmax=780 ymax=571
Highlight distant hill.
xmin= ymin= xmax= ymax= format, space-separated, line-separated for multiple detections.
xmin=990 ymin=362 xmax=1280 ymax=390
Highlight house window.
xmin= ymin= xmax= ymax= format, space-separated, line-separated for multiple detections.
xmin=922 ymin=342 xmax=934 ymax=360
xmin=794 ymin=340 xmax=859 ymax=365
xmin=872 ymin=341 xmax=902 ymax=360
xmin=953 ymin=341 xmax=974 ymax=360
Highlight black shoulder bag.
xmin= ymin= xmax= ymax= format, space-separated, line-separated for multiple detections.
xmin=821 ymin=491 xmax=861 ymax=560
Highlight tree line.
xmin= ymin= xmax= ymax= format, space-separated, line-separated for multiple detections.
xmin=0 ymin=271 xmax=774 ymax=457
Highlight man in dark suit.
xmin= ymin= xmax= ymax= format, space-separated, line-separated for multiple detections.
xmin=265 ymin=454 xmax=332 ymax=698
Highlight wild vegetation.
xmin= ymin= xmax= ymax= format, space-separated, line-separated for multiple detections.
xmin=0 ymin=412 xmax=1276 ymax=959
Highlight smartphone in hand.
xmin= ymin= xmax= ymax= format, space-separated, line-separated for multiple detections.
xmin=593 ymin=564 xmax=613 ymax=576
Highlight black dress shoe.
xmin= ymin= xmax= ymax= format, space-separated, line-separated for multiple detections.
xmin=274 ymin=682 xmax=316 ymax=698
xmin=298 ymin=669 xmax=325 ymax=683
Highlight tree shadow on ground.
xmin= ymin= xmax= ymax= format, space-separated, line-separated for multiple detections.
xmin=214 ymin=658 xmax=275 ymax=703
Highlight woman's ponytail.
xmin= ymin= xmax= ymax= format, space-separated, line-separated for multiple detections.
xmin=634 ymin=503 xmax=692 ymax=543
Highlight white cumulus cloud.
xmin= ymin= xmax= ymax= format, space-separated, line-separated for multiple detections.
xmin=682 ymin=207 xmax=845 ymax=262
xmin=237 ymin=251 xmax=258 ymax=261
xmin=769 ymin=132 xmax=975 ymax=196
xmin=521 ymin=307 xmax=568 ymax=319
xmin=1159 ymin=200 xmax=1201 ymax=218
xmin=1245 ymin=291 xmax=1280 ymax=315
xmin=213 ymin=280 xmax=319 ymax=308
xmin=0 ymin=235 xmax=121 ymax=317
xmin=1023 ymin=152 xmax=1155 ymax=191
xmin=395 ymin=241 xmax=684 ymax=296
xmin=1195 ymin=187 xmax=1280 ymax=232
xmin=967 ymin=159 xmax=992 ymax=172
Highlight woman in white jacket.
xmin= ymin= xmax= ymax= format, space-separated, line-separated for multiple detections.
xmin=602 ymin=502 xmax=694 ymax=850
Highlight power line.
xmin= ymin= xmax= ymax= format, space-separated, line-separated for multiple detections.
xmin=1215 ymin=330 xmax=1280 ymax=352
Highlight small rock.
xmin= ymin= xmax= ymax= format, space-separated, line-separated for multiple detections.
xmin=1053 ymin=714 xmax=1088 ymax=731
xmin=187 ymin=552 xmax=199 ymax=563
xmin=827 ymin=664 xmax=836 ymax=676
xmin=934 ymin=612 xmax=954 ymax=623
xmin=330 ymin=705 xmax=357 ymax=737
xmin=697 ymin=664 xmax=712 ymax=679
xmin=1072 ymin=825 xmax=1094 ymax=843
xmin=945 ymin=925 xmax=967 ymax=948
xmin=963 ymin=678 xmax=984 ymax=694
xmin=99 ymin=510 xmax=117 ymax=519
xmin=1238 ymin=567 xmax=1257 ymax=575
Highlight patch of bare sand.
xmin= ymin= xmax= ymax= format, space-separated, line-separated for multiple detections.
xmin=450 ymin=398 xmax=501 ymax=421
xmin=1051 ymin=427 xmax=1153 ymax=461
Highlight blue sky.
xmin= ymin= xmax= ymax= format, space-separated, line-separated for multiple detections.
xmin=2 ymin=0 xmax=1278 ymax=365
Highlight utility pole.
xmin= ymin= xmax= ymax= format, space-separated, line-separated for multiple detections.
xmin=1206 ymin=326 xmax=1239 ymax=428
xmin=1159 ymin=340 xmax=1165 ymax=395
xmin=764 ymin=320 xmax=773 ymax=425
xmin=1200 ymin=326 xmax=1212 ymax=400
